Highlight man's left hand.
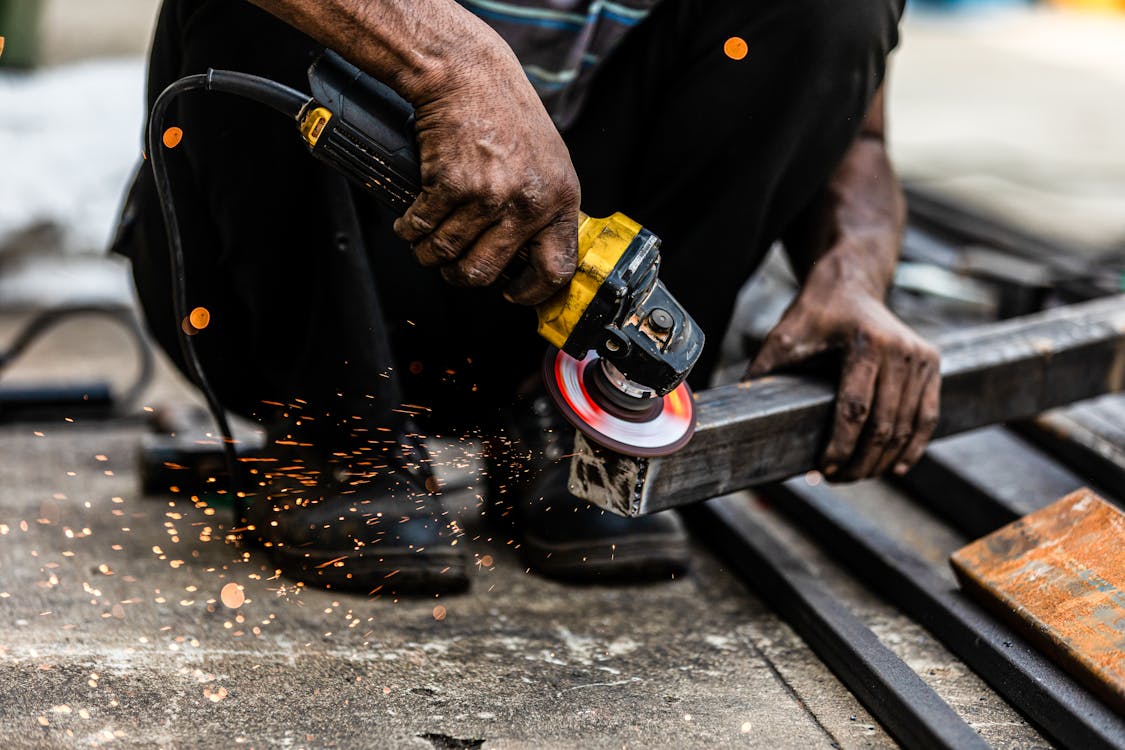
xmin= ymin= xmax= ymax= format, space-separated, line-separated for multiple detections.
xmin=746 ymin=265 xmax=940 ymax=481
xmin=744 ymin=94 xmax=941 ymax=481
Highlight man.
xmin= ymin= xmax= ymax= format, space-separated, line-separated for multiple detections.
xmin=113 ymin=0 xmax=939 ymax=594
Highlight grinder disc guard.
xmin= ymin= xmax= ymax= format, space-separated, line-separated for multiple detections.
xmin=544 ymin=349 xmax=695 ymax=457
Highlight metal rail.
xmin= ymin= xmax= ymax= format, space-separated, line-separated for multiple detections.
xmin=896 ymin=427 xmax=1088 ymax=538
xmin=689 ymin=495 xmax=989 ymax=750
xmin=1014 ymin=398 xmax=1125 ymax=497
xmin=767 ymin=478 xmax=1125 ymax=750
xmin=570 ymin=294 xmax=1125 ymax=517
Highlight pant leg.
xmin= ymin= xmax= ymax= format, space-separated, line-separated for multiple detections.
xmin=115 ymin=0 xmax=408 ymax=445
xmin=562 ymin=0 xmax=904 ymax=386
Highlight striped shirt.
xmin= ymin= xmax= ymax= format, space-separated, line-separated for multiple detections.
xmin=457 ymin=0 xmax=661 ymax=128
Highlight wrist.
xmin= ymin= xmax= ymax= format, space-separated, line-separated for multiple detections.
xmin=803 ymin=241 xmax=894 ymax=302
xmin=374 ymin=12 xmax=519 ymax=105
xmin=274 ymin=0 xmax=518 ymax=106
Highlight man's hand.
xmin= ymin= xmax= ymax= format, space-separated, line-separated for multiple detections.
xmin=746 ymin=269 xmax=940 ymax=480
xmin=394 ymin=48 xmax=581 ymax=305
xmin=746 ymin=85 xmax=940 ymax=480
xmin=248 ymin=0 xmax=580 ymax=304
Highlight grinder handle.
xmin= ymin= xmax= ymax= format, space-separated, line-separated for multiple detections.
xmin=303 ymin=50 xmax=589 ymax=251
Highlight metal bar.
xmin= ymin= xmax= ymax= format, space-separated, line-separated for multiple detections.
xmin=766 ymin=478 xmax=1125 ymax=750
xmin=897 ymin=423 xmax=1123 ymax=540
xmin=570 ymin=294 xmax=1125 ymax=517
xmin=688 ymin=495 xmax=989 ymax=750
xmin=1013 ymin=396 xmax=1125 ymax=498
xmin=896 ymin=427 xmax=1087 ymax=539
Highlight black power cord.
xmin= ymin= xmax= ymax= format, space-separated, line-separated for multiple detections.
xmin=147 ymin=70 xmax=310 ymax=493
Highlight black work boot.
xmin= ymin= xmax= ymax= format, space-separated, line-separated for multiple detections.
xmin=489 ymin=390 xmax=690 ymax=582
xmin=238 ymin=431 xmax=469 ymax=595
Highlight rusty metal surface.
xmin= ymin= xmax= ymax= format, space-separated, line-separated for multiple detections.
xmin=572 ymin=294 xmax=1125 ymax=517
xmin=952 ymin=488 xmax=1125 ymax=715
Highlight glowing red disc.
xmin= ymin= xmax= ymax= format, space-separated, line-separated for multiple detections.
xmin=543 ymin=349 xmax=695 ymax=457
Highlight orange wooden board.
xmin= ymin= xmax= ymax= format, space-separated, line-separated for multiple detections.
xmin=951 ymin=488 xmax=1125 ymax=713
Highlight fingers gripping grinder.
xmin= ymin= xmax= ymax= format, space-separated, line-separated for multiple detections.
xmin=155 ymin=51 xmax=704 ymax=456
xmin=301 ymin=51 xmax=704 ymax=455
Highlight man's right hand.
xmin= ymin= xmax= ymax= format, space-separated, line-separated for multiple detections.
xmin=248 ymin=0 xmax=581 ymax=305
xmin=394 ymin=45 xmax=581 ymax=305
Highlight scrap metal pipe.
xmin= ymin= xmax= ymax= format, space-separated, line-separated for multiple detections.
xmin=570 ymin=294 xmax=1125 ymax=516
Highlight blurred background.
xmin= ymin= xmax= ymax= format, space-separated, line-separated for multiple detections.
xmin=1 ymin=0 xmax=1123 ymax=312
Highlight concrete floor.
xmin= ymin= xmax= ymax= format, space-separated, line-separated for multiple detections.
xmin=0 ymin=316 xmax=1046 ymax=748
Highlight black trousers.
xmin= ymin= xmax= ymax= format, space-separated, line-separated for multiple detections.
xmin=114 ymin=0 xmax=902 ymax=445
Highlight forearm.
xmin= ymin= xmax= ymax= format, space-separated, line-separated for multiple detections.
xmin=785 ymin=84 xmax=905 ymax=299
xmin=247 ymin=0 xmax=517 ymax=103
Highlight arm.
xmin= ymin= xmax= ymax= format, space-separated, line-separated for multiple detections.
xmin=747 ymin=83 xmax=941 ymax=480
xmin=249 ymin=0 xmax=581 ymax=304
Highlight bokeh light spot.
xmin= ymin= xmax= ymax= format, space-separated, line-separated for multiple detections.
xmin=163 ymin=126 xmax=184 ymax=149
xmin=724 ymin=36 xmax=749 ymax=61
xmin=189 ymin=306 xmax=211 ymax=330
xmin=220 ymin=583 xmax=245 ymax=609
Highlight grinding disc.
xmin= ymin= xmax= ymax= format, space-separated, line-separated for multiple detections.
xmin=543 ymin=349 xmax=695 ymax=457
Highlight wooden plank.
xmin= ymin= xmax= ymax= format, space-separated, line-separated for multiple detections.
xmin=768 ymin=478 xmax=1125 ymax=750
xmin=571 ymin=295 xmax=1125 ymax=517
xmin=952 ymin=488 xmax=1125 ymax=715
xmin=689 ymin=495 xmax=990 ymax=750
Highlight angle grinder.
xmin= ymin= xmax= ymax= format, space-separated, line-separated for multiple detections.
xmin=149 ymin=51 xmax=704 ymax=457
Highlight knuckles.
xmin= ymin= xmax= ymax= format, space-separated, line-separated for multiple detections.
xmin=444 ymin=259 xmax=502 ymax=287
xmin=918 ymin=414 xmax=940 ymax=434
xmin=839 ymin=397 xmax=869 ymax=424
xmin=888 ymin=430 xmax=912 ymax=450
xmin=435 ymin=168 xmax=578 ymax=222
xmin=398 ymin=213 xmax=435 ymax=239
xmin=869 ymin=424 xmax=894 ymax=446
xmin=423 ymin=232 xmax=463 ymax=263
